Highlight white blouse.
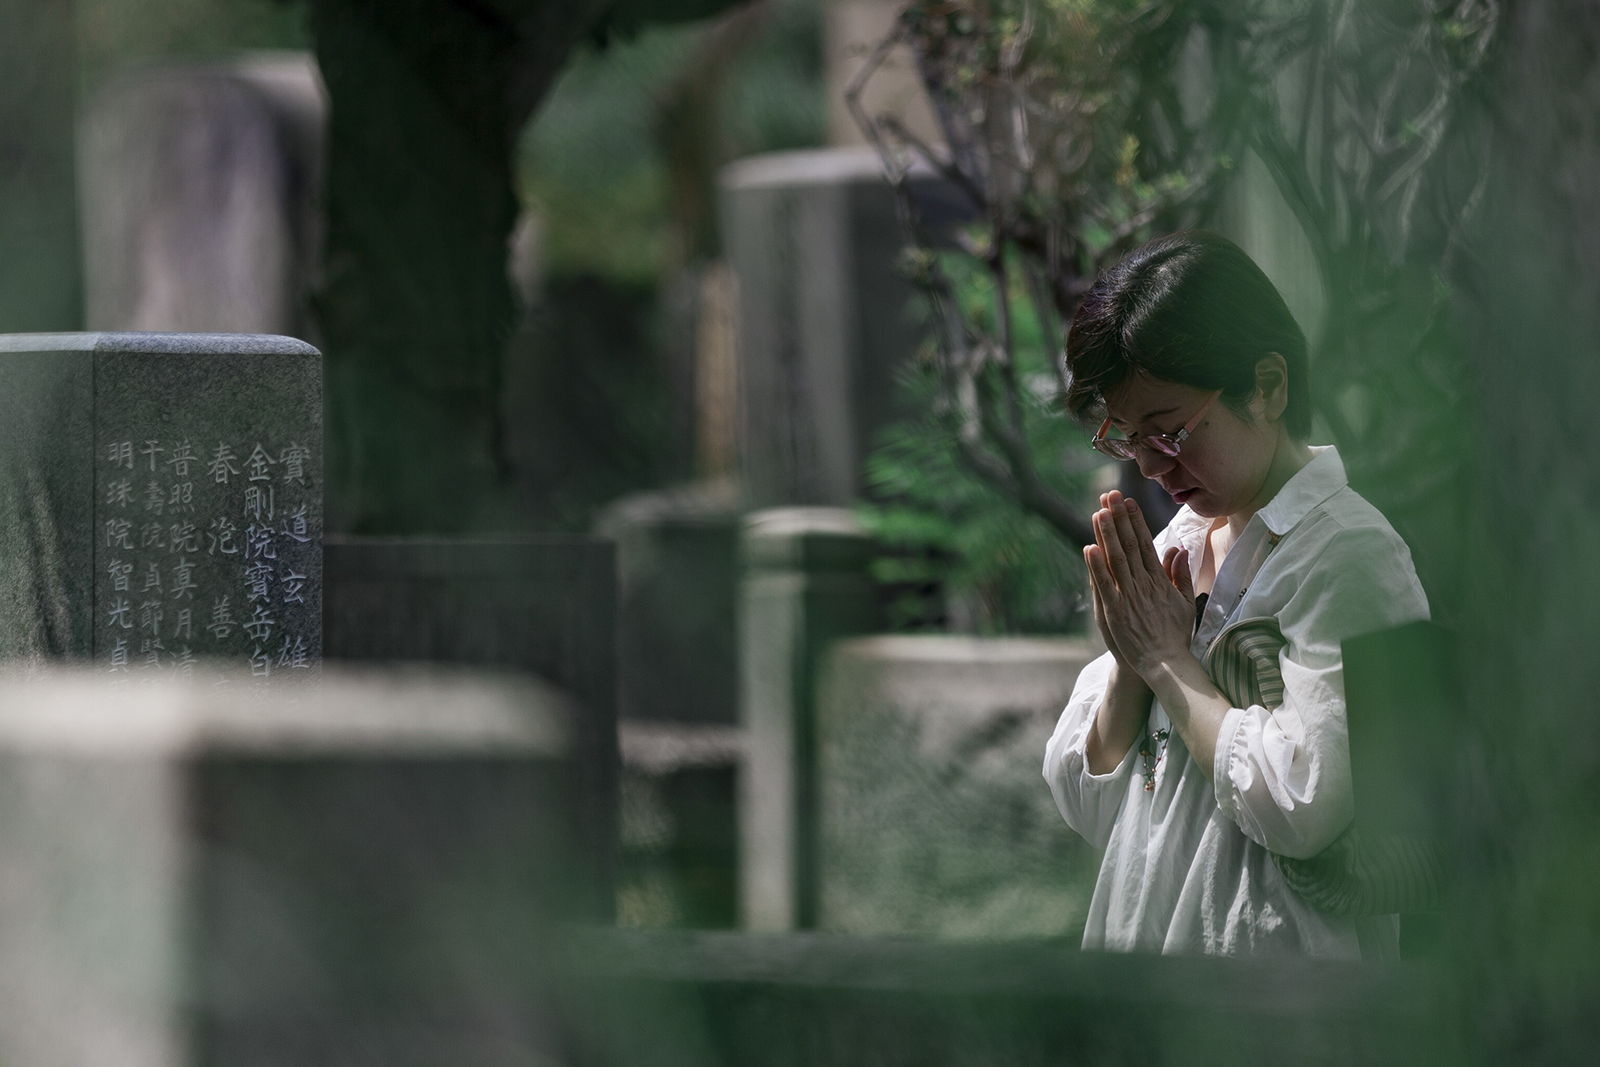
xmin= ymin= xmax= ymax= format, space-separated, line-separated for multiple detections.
xmin=1043 ymin=447 xmax=1429 ymax=957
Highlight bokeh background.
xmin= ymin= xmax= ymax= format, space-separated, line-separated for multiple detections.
xmin=2 ymin=0 xmax=1599 ymax=1064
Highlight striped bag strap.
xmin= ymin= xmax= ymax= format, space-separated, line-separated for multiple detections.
xmin=1200 ymin=614 xmax=1446 ymax=917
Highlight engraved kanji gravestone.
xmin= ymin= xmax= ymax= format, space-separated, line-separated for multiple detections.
xmin=0 ymin=332 xmax=321 ymax=678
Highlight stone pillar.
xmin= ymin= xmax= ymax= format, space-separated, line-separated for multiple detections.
xmin=739 ymin=507 xmax=878 ymax=930
xmin=719 ymin=147 xmax=974 ymax=508
xmin=77 ymin=55 xmax=326 ymax=340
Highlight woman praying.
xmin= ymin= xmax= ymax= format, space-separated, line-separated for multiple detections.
xmin=1044 ymin=230 xmax=1429 ymax=958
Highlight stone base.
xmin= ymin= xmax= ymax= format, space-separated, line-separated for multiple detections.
xmin=816 ymin=635 xmax=1100 ymax=940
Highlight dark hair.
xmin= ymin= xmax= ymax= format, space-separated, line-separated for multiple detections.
xmin=1063 ymin=230 xmax=1311 ymax=440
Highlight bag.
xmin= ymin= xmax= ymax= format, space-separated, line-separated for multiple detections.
xmin=1202 ymin=616 xmax=1447 ymax=917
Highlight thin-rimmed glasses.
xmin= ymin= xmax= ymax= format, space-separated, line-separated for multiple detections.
xmin=1091 ymin=390 xmax=1221 ymax=461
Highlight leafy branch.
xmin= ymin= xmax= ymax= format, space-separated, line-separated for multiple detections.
xmin=853 ymin=0 xmax=1497 ymax=557
xmin=848 ymin=0 xmax=1244 ymax=548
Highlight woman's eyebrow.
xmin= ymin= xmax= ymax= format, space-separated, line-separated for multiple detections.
xmin=1122 ymin=406 xmax=1179 ymax=425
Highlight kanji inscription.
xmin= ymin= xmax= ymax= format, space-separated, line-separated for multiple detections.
xmin=98 ymin=436 xmax=320 ymax=682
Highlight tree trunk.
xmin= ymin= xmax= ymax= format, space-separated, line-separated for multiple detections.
xmin=309 ymin=0 xmax=605 ymax=533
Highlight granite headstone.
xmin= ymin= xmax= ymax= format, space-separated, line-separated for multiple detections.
xmin=0 ymin=332 xmax=322 ymax=679
xmin=0 ymin=666 xmax=575 ymax=1067
xmin=719 ymin=147 xmax=974 ymax=508
xmin=78 ymin=56 xmax=326 ymax=338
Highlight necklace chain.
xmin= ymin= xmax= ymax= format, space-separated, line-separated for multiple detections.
xmin=1140 ymin=726 xmax=1171 ymax=792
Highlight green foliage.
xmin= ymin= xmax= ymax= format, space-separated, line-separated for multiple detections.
xmin=859 ymin=254 xmax=1105 ymax=634
xmin=519 ymin=24 xmax=700 ymax=284
xmin=519 ymin=0 xmax=826 ymax=284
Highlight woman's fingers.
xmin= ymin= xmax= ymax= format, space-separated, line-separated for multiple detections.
xmin=1084 ymin=545 xmax=1127 ymax=665
xmin=1107 ymin=501 xmax=1146 ymax=582
xmin=1084 ymin=543 xmax=1110 ymax=598
xmin=1124 ymin=499 xmax=1165 ymax=574
xmin=1161 ymin=545 xmax=1181 ymax=583
xmin=1097 ymin=508 xmax=1135 ymax=587
xmin=1086 ymin=543 xmax=1123 ymax=617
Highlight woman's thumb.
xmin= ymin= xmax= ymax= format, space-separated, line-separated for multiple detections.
xmin=1172 ymin=546 xmax=1195 ymax=600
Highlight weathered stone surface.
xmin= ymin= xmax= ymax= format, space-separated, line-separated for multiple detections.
xmin=77 ymin=55 xmax=326 ymax=339
xmin=719 ymin=147 xmax=974 ymax=508
xmin=597 ymin=482 xmax=741 ymax=725
xmin=0 ymin=666 xmax=575 ymax=1067
xmin=815 ymin=635 xmax=1101 ymax=940
xmin=740 ymin=508 xmax=879 ymax=931
xmin=0 ymin=332 xmax=321 ymax=679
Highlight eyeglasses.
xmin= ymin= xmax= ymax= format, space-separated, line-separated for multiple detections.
xmin=1091 ymin=391 xmax=1221 ymax=461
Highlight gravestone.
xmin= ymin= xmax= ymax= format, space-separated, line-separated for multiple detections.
xmin=596 ymin=482 xmax=741 ymax=725
xmin=719 ymin=147 xmax=975 ymax=508
xmin=618 ymin=721 xmax=743 ymax=929
xmin=0 ymin=332 xmax=322 ymax=678
xmin=0 ymin=0 xmax=80 ymax=334
xmin=0 ymin=666 xmax=575 ymax=1067
xmin=78 ymin=55 xmax=326 ymax=338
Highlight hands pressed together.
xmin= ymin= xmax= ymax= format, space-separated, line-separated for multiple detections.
xmin=1083 ymin=490 xmax=1197 ymax=682
xmin=1081 ymin=491 xmax=1232 ymax=778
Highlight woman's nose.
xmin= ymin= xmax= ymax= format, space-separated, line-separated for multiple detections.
xmin=1135 ymin=446 xmax=1176 ymax=480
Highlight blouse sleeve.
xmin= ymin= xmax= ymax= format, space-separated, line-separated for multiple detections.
xmin=1042 ymin=650 xmax=1140 ymax=850
xmin=1211 ymin=522 xmax=1430 ymax=859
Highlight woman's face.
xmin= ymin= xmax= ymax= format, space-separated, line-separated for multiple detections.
xmin=1101 ymin=373 xmax=1279 ymax=521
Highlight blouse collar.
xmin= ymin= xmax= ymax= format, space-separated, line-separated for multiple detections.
xmin=1158 ymin=446 xmax=1347 ymax=548
xmin=1256 ymin=445 xmax=1347 ymax=539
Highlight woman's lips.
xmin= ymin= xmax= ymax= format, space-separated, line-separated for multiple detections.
xmin=1169 ymin=487 xmax=1198 ymax=504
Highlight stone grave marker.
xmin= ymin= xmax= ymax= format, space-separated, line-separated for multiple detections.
xmin=719 ymin=147 xmax=974 ymax=508
xmin=0 ymin=332 xmax=321 ymax=678
xmin=0 ymin=665 xmax=575 ymax=1067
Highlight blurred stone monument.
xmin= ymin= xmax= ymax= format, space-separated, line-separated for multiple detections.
xmin=816 ymin=635 xmax=1100 ymax=940
xmin=719 ymin=147 xmax=973 ymax=508
xmin=0 ymin=332 xmax=321 ymax=677
xmin=323 ymin=537 xmax=618 ymax=920
xmin=0 ymin=666 xmax=575 ymax=1067
xmin=824 ymin=0 xmax=944 ymax=151
xmin=740 ymin=507 xmax=879 ymax=930
xmin=77 ymin=53 xmax=325 ymax=339
xmin=596 ymin=483 xmax=743 ymax=928
xmin=597 ymin=483 xmax=741 ymax=726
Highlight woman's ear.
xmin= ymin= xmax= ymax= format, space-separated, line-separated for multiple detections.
xmin=1252 ymin=353 xmax=1290 ymax=423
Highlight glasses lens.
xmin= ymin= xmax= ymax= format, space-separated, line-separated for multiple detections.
xmin=1092 ymin=438 xmax=1137 ymax=460
xmin=1145 ymin=435 xmax=1181 ymax=457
